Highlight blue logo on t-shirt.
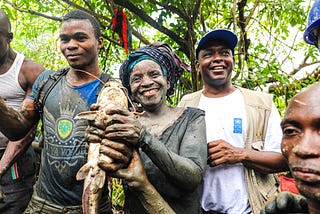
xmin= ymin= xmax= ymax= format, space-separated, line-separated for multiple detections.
xmin=233 ymin=118 xmax=242 ymax=134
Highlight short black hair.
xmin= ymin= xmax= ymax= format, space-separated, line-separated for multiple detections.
xmin=62 ymin=10 xmax=101 ymax=39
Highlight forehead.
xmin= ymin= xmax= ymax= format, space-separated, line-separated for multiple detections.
xmin=131 ymin=59 xmax=162 ymax=74
xmin=60 ymin=19 xmax=94 ymax=35
xmin=285 ymin=88 xmax=320 ymax=119
xmin=0 ymin=17 xmax=9 ymax=33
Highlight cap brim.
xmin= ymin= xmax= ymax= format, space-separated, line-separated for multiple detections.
xmin=304 ymin=19 xmax=320 ymax=45
xmin=196 ymin=29 xmax=238 ymax=58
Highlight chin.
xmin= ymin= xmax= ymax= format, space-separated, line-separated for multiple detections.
xmin=297 ymin=181 xmax=320 ymax=201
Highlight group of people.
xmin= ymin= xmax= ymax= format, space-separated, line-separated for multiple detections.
xmin=0 ymin=0 xmax=319 ymax=213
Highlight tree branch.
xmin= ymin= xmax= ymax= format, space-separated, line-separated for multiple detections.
xmin=4 ymin=0 xmax=62 ymax=21
xmin=112 ymin=0 xmax=187 ymax=49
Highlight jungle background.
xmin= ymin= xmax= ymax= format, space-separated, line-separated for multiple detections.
xmin=1 ymin=0 xmax=319 ymax=209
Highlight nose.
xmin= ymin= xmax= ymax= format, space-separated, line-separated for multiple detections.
xmin=140 ymin=75 xmax=153 ymax=87
xmin=212 ymin=51 xmax=223 ymax=62
xmin=293 ymin=130 xmax=320 ymax=158
xmin=66 ymin=39 xmax=78 ymax=50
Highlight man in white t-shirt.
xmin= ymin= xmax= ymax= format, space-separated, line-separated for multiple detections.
xmin=178 ymin=29 xmax=288 ymax=214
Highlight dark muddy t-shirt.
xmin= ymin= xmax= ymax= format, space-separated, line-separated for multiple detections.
xmin=28 ymin=70 xmax=107 ymax=206
xmin=124 ymin=107 xmax=207 ymax=214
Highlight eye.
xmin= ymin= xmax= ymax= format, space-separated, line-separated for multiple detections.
xmin=220 ymin=50 xmax=231 ymax=56
xmin=282 ymin=126 xmax=300 ymax=137
xmin=130 ymin=76 xmax=141 ymax=84
xmin=75 ymin=35 xmax=87 ymax=42
xmin=150 ymin=71 xmax=161 ymax=78
xmin=60 ymin=35 xmax=70 ymax=43
xmin=202 ymin=51 xmax=213 ymax=58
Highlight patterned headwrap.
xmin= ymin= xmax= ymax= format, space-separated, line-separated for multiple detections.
xmin=119 ymin=42 xmax=190 ymax=96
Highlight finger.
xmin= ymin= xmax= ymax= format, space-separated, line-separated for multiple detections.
xmin=207 ymin=156 xmax=217 ymax=167
xmin=279 ymin=192 xmax=308 ymax=211
xmin=112 ymin=168 xmax=131 ymax=179
xmin=207 ymin=140 xmax=222 ymax=148
xmin=264 ymin=197 xmax=277 ymax=213
xmin=104 ymin=114 xmax=136 ymax=127
xmin=298 ymin=196 xmax=308 ymax=211
xmin=90 ymin=103 xmax=101 ymax=111
xmin=100 ymin=139 xmax=132 ymax=163
xmin=98 ymin=158 xmax=126 ymax=172
xmin=105 ymin=106 xmax=131 ymax=116
xmin=86 ymin=126 xmax=105 ymax=137
xmin=88 ymin=119 xmax=105 ymax=130
xmin=85 ymin=133 xmax=101 ymax=142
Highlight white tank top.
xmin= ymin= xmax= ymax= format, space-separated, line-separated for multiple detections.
xmin=0 ymin=53 xmax=26 ymax=148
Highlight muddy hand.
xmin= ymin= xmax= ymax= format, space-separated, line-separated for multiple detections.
xmin=98 ymin=138 xmax=133 ymax=172
xmin=107 ymin=150 xmax=147 ymax=190
xmin=103 ymin=107 xmax=142 ymax=147
xmin=260 ymin=192 xmax=308 ymax=214
xmin=85 ymin=124 xmax=105 ymax=143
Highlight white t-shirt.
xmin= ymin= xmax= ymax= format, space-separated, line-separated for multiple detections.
xmin=198 ymin=89 xmax=282 ymax=214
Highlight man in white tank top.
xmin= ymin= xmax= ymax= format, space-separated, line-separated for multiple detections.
xmin=0 ymin=9 xmax=44 ymax=214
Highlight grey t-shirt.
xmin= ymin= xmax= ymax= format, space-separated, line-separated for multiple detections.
xmin=124 ymin=107 xmax=207 ymax=214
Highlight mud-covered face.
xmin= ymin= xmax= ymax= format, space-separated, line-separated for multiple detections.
xmin=129 ymin=59 xmax=169 ymax=111
xmin=281 ymin=85 xmax=320 ymax=201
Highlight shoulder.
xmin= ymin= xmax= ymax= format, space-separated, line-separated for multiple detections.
xmin=238 ymin=87 xmax=273 ymax=108
xmin=178 ymin=90 xmax=203 ymax=108
xmin=181 ymin=90 xmax=203 ymax=100
xmin=19 ymin=57 xmax=45 ymax=91
xmin=28 ymin=70 xmax=58 ymax=100
xmin=35 ymin=70 xmax=57 ymax=83
xmin=180 ymin=107 xmax=205 ymax=121
xmin=21 ymin=58 xmax=45 ymax=79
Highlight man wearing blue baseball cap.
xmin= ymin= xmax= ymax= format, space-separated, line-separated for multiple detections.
xmin=179 ymin=29 xmax=288 ymax=214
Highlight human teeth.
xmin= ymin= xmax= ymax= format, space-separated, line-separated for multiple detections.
xmin=143 ymin=89 xmax=158 ymax=95
xmin=214 ymin=66 xmax=223 ymax=69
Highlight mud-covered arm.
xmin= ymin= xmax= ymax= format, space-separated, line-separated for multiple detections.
xmin=0 ymin=126 xmax=36 ymax=177
xmin=139 ymin=113 xmax=207 ymax=191
xmin=0 ymin=98 xmax=37 ymax=140
xmin=136 ymin=179 xmax=176 ymax=214
xmin=103 ymin=150 xmax=176 ymax=214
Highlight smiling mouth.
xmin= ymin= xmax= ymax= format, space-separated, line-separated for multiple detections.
xmin=213 ymin=66 xmax=224 ymax=70
xmin=141 ymin=88 xmax=159 ymax=96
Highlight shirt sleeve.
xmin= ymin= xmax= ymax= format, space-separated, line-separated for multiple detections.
xmin=263 ymin=102 xmax=283 ymax=153
xmin=28 ymin=70 xmax=56 ymax=100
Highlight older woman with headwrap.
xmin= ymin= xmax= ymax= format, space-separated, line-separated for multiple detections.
xmin=87 ymin=42 xmax=207 ymax=214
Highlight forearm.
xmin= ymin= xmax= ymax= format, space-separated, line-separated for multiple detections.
xmin=135 ymin=180 xmax=176 ymax=214
xmin=0 ymin=127 xmax=36 ymax=176
xmin=140 ymin=129 xmax=203 ymax=190
xmin=0 ymin=98 xmax=35 ymax=140
xmin=242 ymin=149 xmax=289 ymax=173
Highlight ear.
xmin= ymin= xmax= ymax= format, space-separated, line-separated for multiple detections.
xmin=97 ymin=37 xmax=103 ymax=49
xmin=166 ymin=78 xmax=170 ymax=90
xmin=7 ymin=33 xmax=13 ymax=43
xmin=195 ymin=60 xmax=200 ymax=72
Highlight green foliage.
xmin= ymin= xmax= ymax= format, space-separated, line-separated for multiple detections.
xmin=111 ymin=178 xmax=125 ymax=210
xmin=1 ymin=0 xmax=320 ymax=208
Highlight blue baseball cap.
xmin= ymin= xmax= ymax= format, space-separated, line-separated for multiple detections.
xmin=196 ymin=29 xmax=238 ymax=59
xmin=304 ymin=0 xmax=320 ymax=45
